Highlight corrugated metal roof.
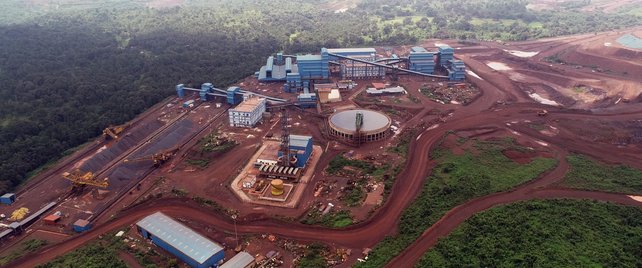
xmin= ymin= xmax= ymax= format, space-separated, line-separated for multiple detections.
xmin=136 ymin=212 xmax=223 ymax=264
xmin=366 ymin=86 xmax=406 ymax=95
xmin=327 ymin=48 xmax=376 ymax=54
xmin=297 ymin=54 xmax=322 ymax=61
xmin=0 ymin=229 xmax=13 ymax=239
xmin=411 ymin=46 xmax=427 ymax=53
xmin=20 ymin=201 xmax=57 ymax=226
xmin=220 ymin=251 xmax=254 ymax=268
xmin=289 ymin=135 xmax=312 ymax=148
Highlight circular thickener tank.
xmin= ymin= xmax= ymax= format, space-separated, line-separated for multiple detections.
xmin=328 ymin=109 xmax=391 ymax=143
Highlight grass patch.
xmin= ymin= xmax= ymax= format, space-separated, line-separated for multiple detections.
xmin=418 ymin=200 xmax=642 ymax=267
xmin=186 ymin=158 xmax=210 ymax=168
xmin=301 ymin=208 xmax=354 ymax=228
xmin=387 ymin=128 xmax=417 ymax=156
xmin=561 ymin=154 xmax=642 ymax=194
xmin=37 ymin=239 xmax=126 ymax=268
xmin=170 ymin=187 xmax=188 ymax=197
xmin=198 ymin=133 xmax=238 ymax=153
xmin=326 ymin=155 xmax=376 ymax=175
xmin=572 ymin=86 xmax=588 ymax=93
xmin=340 ymin=180 xmax=367 ymax=207
xmin=297 ymin=244 xmax=329 ymax=268
xmin=528 ymin=123 xmax=545 ymax=131
xmin=354 ymin=136 xmax=557 ymax=268
xmin=407 ymin=94 xmax=421 ymax=104
xmin=544 ymin=53 xmax=565 ymax=64
xmin=0 ymin=239 xmax=48 ymax=266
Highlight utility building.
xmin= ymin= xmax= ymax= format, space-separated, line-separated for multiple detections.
xmin=228 ymin=97 xmax=267 ymax=128
xmin=409 ymin=47 xmax=436 ymax=74
xmin=136 ymin=212 xmax=225 ymax=268
xmin=277 ymin=135 xmax=313 ymax=168
xmin=220 ymin=251 xmax=255 ymax=268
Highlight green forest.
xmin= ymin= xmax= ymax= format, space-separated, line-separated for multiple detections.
xmin=0 ymin=0 xmax=640 ymax=194
xmin=418 ymin=200 xmax=642 ymax=267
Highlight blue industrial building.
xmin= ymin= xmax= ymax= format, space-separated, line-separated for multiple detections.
xmin=0 ymin=193 xmax=16 ymax=205
xmin=258 ymin=53 xmax=298 ymax=82
xmin=297 ymin=92 xmax=317 ymax=108
xmin=284 ymin=72 xmax=303 ymax=93
xmin=176 ymin=84 xmax=186 ymax=98
xmin=278 ymin=135 xmax=313 ymax=168
xmin=137 ymin=212 xmax=225 ymax=268
xmin=226 ymin=87 xmax=243 ymax=105
xmin=200 ymin=83 xmax=214 ymax=101
xmin=297 ymin=48 xmax=329 ymax=80
xmin=408 ymin=47 xmax=436 ymax=74
xmin=438 ymin=45 xmax=454 ymax=67
xmin=289 ymin=135 xmax=313 ymax=168
xmin=256 ymin=45 xmax=465 ymax=95
xmin=327 ymin=48 xmax=377 ymax=61
xmin=446 ymin=60 xmax=466 ymax=81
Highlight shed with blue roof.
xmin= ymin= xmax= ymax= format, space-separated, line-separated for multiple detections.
xmin=136 ymin=212 xmax=225 ymax=268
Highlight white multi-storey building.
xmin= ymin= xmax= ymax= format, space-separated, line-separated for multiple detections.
xmin=228 ymin=97 xmax=266 ymax=128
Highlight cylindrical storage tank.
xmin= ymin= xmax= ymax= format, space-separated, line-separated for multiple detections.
xmin=328 ymin=109 xmax=391 ymax=143
xmin=271 ymin=179 xmax=284 ymax=196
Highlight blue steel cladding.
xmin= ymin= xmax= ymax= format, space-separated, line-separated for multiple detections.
xmin=409 ymin=46 xmax=435 ymax=74
xmin=73 ymin=222 xmax=91 ymax=232
xmin=137 ymin=212 xmax=224 ymax=268
xmin=176 ymin=84 xmax=185 ymax=98
xmin=289 ymin=135 xmax=312 ymax=167
xmin=0 ymin=193 xmax=16 ymax=204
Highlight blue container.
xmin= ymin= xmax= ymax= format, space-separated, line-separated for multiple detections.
xmin=183 ymin=100 xmax=195 ymax=108
xmin=73 ymin=219 xmax=91 ymax=232
xmin=0 ymin=193 xmax=16 ymax=204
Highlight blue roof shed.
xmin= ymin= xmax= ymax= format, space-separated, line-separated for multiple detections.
xmin=73 ymin=219 xmax=92 ymax=232
xmin=1 ymin=193 xmax=16 ymax=204
xmin=136 ymin=212 xmax=225 ymax=268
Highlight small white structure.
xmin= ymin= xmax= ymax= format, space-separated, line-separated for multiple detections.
xmin=229 ymin=97 xmax=266 ymax=128
xmin=366 ymin=86 xmax=406 ymax=95
xmin=220 ymin=251 xmax=255 ymax=268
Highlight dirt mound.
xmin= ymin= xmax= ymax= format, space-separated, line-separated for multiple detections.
xmin=558 ymin=46 xmax=642 ymax=78
xmin=502 ymin=149 xmax=533 ymax=164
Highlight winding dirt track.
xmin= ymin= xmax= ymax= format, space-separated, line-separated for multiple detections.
xmin=8 ymin=30 xmax=642 ymax=267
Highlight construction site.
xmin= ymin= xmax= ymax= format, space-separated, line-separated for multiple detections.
xmin=1 ymin=27 xmax=642 ymax=268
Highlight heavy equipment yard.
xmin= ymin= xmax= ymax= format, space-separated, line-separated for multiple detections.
xmin=2 ymin=27 xmax=642 ymax=267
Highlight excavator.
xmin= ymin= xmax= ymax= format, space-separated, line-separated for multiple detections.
xmin=62 ymin=169 xmax=109 ymax=190
xmin=103 ymin=123 xmax=131 ymax=140
xmin=123 ymin=147 xmax=180 ymax=167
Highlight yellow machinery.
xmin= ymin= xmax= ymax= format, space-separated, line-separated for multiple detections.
xmin=270 ymin=179 xmax=284 ymax=196
xmin=124 ymin=147 xmax=179 ymax=167
xmin=9 ymin=207 xmax=29 ymax=221
xmin=62 ymin=169 xmax=109 ymax=189
xmin=103 ymin=123 xmax=131 ymax=140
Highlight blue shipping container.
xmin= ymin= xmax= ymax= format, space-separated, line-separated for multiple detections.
xmin=0 ymin=193 xmax=16 ymax=204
